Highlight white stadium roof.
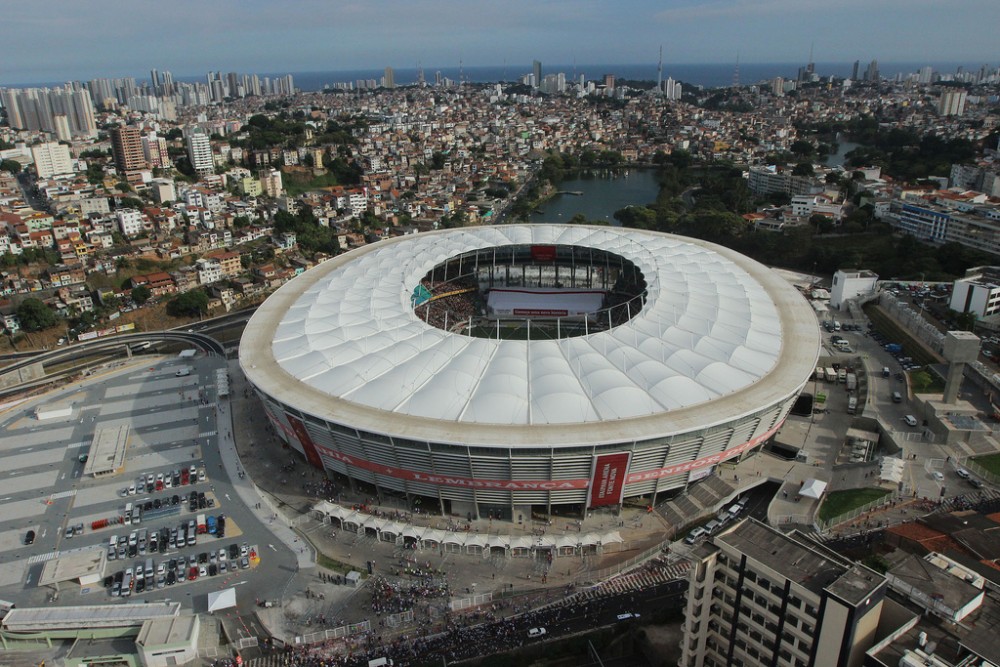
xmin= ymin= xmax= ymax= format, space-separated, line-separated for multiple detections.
xmin=242 ymin=225 xmax=820 ymax=446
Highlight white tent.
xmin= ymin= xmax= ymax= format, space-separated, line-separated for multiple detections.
xmin=800 ymin=478 xmax=828 ymax=499
xmin=207 ymin=588 xmax=237 ymax=613
xmin=880 ymin=457 xmax=905 ymax=484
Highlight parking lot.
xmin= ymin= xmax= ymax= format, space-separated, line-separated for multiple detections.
xmin=0 ymin=352 xmax=283 ymax=608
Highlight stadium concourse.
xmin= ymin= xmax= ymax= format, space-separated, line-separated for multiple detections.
xmin=239 ymin=224 xmax=821 ymax=522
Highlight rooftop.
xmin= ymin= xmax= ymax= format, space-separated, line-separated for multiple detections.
xmin=716 ymin=520 xmax=883 ymax=601
xmin=240 ymin=225 xmax=820 ymax=446
xmin=136 ymin=614 xmax=199 ymax=647
xmin=3 ymin=602 xmax=181 ymax=632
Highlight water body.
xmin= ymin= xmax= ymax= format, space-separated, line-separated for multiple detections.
xmin=529 ymin=169 xmax=661 ymax=224
xmin=822 ymin=133 xmax=862 ymax=168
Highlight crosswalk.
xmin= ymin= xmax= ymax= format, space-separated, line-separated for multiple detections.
xmin=200 ymin=430 xmax=218 ymax=437
xmin=27 ymin=543 xmax=100 ymax=565
xmin=243 ymin=653 xmax=288 ymax=667
xmin=552 ymin=558 xmax=691 ymax=608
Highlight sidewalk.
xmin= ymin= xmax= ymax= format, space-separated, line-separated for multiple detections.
xmin=215 ymin=357 xmax=315 ymax=571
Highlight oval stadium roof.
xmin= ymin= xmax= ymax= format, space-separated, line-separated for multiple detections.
xmin=243 ymin=225 xmax=820 ymax=443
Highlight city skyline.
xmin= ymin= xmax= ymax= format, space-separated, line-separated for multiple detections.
xmin=3 ymin=0 xmax=998 ymax=85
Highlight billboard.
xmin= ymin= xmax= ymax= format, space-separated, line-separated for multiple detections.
xmin=588 ymin=452 xmax=631 ymax=508
xmin=530 ymin=245 xmax=557 ymax=262
xmin=285 ymin=415 xmax=325 ymax=470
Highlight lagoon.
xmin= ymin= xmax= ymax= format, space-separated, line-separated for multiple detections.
xmin=529 ymin=169 xmax=661 ymax=224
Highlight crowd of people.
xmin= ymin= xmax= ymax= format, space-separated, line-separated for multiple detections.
xmin=415 ymin=278 xmax=482 ymax=333
xmin=369 ymin=574 xmax=450 ymax=616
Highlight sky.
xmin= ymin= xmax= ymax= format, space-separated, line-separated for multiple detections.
xmin=2 ymin=0 xmax=998 ymax=85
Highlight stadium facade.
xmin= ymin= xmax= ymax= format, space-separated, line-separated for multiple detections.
xmin=239 ymin=225 xmax=820 ymax=519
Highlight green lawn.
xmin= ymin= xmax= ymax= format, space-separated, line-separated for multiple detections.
xmin=818 ymin=488 xmax=890 ymax=522
xmin=971 ymin=453 xmax=1000 ymax=476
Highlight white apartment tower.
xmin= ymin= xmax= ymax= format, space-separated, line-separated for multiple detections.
xmin=939 ymin=89 xmax=968 ymax=116
xmin=186 ymin=131 xmax=214 ymax=176
xmin=30 ymin=141 xmax=73 ymax=179
xmin=680 ymin=520 xmax=887 ymax=667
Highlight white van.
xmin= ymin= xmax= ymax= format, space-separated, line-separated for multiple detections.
xmin=684 ymin=527 xmax=707 ymax=544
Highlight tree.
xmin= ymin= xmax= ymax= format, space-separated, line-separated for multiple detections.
xmin=790 ymin=140 xmax=814 ymax=156
xmin=0 ymin=159 xmax=21 ymax=174
xmin=910 ymin=369 xmax=934 ymax=393
xmin=17 ymin=298 xmax=58 ymax=331
xmin=792 ymin=162 xmax=814 ymax=177
xmin=166 ymin=290 xmax=209 ymax=318
xmin=131 ymin=285 xmax=151 ymax=306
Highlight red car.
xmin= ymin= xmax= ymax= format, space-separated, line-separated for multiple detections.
xmin=181 ymin=469 xmax=190 ymax=485
xmin=188 ymin=566 xmax=199 ymax=581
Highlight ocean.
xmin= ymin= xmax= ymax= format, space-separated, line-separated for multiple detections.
xmin=2 ymin=61 xmax=987 ymax=91
xmin=273 ymin=61 xmax=984 ymax=91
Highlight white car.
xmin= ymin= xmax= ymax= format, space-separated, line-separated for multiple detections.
xmin=956 ymin=468 xmax=970 ymax=479
xmin=527 ymin=627 xmax=547 ymax=638
xmin=932 ymin=471 xmax=944 ymax=481
xmin=617 ymin=612 xmax=641 ymax=621
xmin=903 ymin=415 xmax=918 ymax=427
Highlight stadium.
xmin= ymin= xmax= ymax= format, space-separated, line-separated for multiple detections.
xmin=239 ymin=224 xmax=820 ymax=520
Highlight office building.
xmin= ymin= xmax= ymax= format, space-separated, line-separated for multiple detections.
xmin=110 ymin=125 xmax=146 ymax=174
xmin=680 ymin=520 xmax=887 ymax=667
xmin=532 ymin=60 xmax=542 ymax=89
xmin=31 ymin=141 xmax=73 ymax=179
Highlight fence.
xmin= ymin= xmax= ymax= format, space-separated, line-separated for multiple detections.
xmin=449 ymin=592 xmax=493 ymax=611
xmin=573 ymin=539 xmax=668 ymax=585
xmin=295 ymin=620 xmax=371 ymax=646
xmin=815 ymin=491 xmax=897 ymax=532
xmin=386 ymin=610 xmax=414 ymax=628
xmin=964 ymin=457 xmax=1000 ymax=486
xmin=234 ymin=636 xmax=259 ymax=649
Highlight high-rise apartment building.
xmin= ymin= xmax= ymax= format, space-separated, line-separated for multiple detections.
xmin=680 ymin=520 xmax=887 ymax=667
xmin=383 ymin=67 xmax=395 ymax=89
xmin=142 ymin=132 xmax=170 ymax=169
xmin=31 ymin=141 xmax=73 ymax=178
xmin=186 ymin=131 xmax=214 ymax=176
xmin=939 ymin=89 xmax=968 ymax=116
xmin=532 ymin=60 xmax=542 ymax=89
xmin=110 ymin=125 xmax=146 ymax=174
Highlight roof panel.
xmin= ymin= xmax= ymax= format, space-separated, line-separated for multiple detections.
xmin=266 ymin=225 xmax=798 ymax=427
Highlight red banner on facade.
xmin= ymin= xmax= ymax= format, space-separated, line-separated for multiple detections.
xmin=531 ymin=245 xmax=557 ymax=262
xmin=286 ymin=415 xmax=325 ymax=470
xmin=588 ymin=452 xmax=631 ymax=508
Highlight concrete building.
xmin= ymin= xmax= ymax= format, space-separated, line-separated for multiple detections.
xmin=830 ymin=268 xmax=878 ymax=310
xmin=259 ymin=168 xmax=282 ymax=197
xmin=142 ymin=131 xmax=170 ymax=169
xmin=186 ymin=131 xmax=213 ymax=176
xmin=110 ymin=125 xmax=146 ymax=174
xmin=938 ymin=89 xmax=968 ymax=116
xmin=135 ymin=614 xmax=200 ymax=667
xmin=950 ymin=266 xmax=1000 ymax=320
xmin=748 ymin=166 xmax=817 ymax=197
xmin=30 ymin=141 xmax=73 ymax=179
xmin=680 ymin=519 xmax=887 ymax=667
xmin=115 ymin=208 xmax=144 ymax=237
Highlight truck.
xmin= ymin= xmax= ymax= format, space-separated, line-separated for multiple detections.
xmin=847 ymin=396 xmax=858 ymax=414
xmin=815 ymin=366 xmax=824 ymax=380
xmin=825 ymin=367 xmax=837 ymax=382
xmin=207 ymin=515 xmax=217 ymax=535
xmin=885 ymin=343 xmax=903 ymax=354
xmin=196 ymin=514 xmax=207 ymax=535
xmin=837 ymin=369 xmax=848 ymax=384
xmin=846 ymin=373 xmax=857 ymax=390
